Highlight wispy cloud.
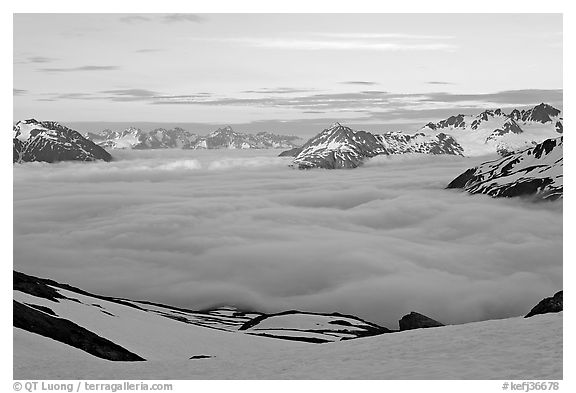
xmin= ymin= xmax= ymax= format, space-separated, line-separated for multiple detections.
xmin=341 ymin=81 xmax=379 ymax=86
xmin=42 ymin=87 xmax=562 ymax=126
xmin=119 ymin=14 xmax=204 ymax=24
xmin=220 ymin=38 xmax=457 ymax=51
xmin=135 ymin=49 xmax=163 ymax=53
xmin=316 ymin=33 xmax=455 ymax=40
xmin=427 ymin=81 xmax=454 ymax=85
xmin=162 ymin=14 xmax=204 ymax=23
xmin=27 ymin=56 xmax=57 ymax=64
xmin=119 ymin=15 xmax=152 ymax=23
xmin=242 ymin=87 xmax=315 ymax=94
xmin=102 ymin=89 xmax=160 ymax=97
xmin=39 ymin=66 xmax=120 ymax=73
xmin=13 ymin=88 xmax=27 ymax=96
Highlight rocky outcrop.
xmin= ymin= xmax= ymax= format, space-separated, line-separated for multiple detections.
xmin=525 ymin=291 xmax=563 ymax=318
xmin=398 ymin=312 xmax=444 ymax=331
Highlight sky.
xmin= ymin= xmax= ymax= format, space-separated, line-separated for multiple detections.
xmin=13 ymin=150 xmax=562 ymax=327
xmin=13 ymin=13 xmax=563 ymax=136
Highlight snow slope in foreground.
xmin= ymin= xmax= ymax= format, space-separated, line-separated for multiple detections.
xmin=14 ymin=309 xmax=562 ymax=379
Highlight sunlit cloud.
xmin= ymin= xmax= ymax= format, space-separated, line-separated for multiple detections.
xmin=219 ymin=38 xmax=458 ymax=51
xmin=39 ymin=65 xmax=120 ymax=73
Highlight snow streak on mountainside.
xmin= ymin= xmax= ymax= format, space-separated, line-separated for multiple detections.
xmin=13 ymin=119 xmax=111 ymax=163
xmin=86 ymin=125 xmax=302 ymax=150
xmin=287 ymin=122 xmax=463 ymax=169
xmin=447 ymin=137 xmax=563 ymax=200
xmin=419 ymin=103 xmax=562 ymax=156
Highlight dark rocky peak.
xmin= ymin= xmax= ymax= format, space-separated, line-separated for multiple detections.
xmin=477 ymin=109 xmax=496 ymax=121
xmin=509 ymin=109 xmax=522 ymax=121
xmin=437 ymin=114 xmax=466 ymax=129
xmin=525 ymin=291 xmax=563 ymax=318
xmin=521 ymin=103 xmax=561 ymax=123
xmin=398 ymin=312 xmax=444 ymax=331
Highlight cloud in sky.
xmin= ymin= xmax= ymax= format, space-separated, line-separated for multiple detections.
xmin=119 ymin=14 xmax=204 ymax=24
xmin=341 ymin=81 xmax=379 ymax=86
xmin=13 ymin=89 xmax=27 ymax=96
xmin=162 ymin=14 xmax=205 ymax=23
xmin=101 ymin=89 xmax=161 ymax=97
xmin=205 ymin=31 xmax=458 ymax=52
xmin=27 ymin=56 xmax=57 ymax=64
xmin=37 ymin=88 xmax=562 ymax=128
xmin=241 ymin=88 xmax=316 ymax=94
xmin=13 ymin=150 xmax=562 ymax=328
xmin=119 ymin=15 xmax=151 ymax=23
xmin=135 ymin=49 xmax=163 ymax=53
xmin=315 ymin=33 xmax=455 ymax=40
xmin=214 ymin=37 xmax=458 ymax=51
xmin=39 ymin=65 xmax=120 ymax=73
xmin=427 ymin=81 xmax=454 ymax=85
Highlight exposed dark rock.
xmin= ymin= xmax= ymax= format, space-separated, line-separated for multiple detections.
xmin=399 ymin=312 xmax=444 ymax=331
xmin=446 ymin=168 xmax=477 ymax=189
xmin=14 ymin=271 xmax=66 ymax=302
xmin=14 ymin=271 xmax=146 ymax=311
xmin=189 ymin=355 xmax=213 ymax=360
xmin=13 ymin=300 xmax=145 ymax=361
xmin=525 ymin=291 xmax=563 ymax=318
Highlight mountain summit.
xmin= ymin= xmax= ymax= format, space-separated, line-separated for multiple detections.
xmin=285 ymin=123 xmax=463 ymax=169
xmin=13 ymin=119 xmax=112 ymax=163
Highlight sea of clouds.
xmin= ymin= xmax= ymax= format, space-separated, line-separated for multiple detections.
xmin=13 ymin=149 xmax=563 ymax=328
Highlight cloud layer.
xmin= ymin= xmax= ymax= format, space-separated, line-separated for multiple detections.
xmin=13 ymin=150 xmax=562 ymax=328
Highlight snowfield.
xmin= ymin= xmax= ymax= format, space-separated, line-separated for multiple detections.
xmin=14 ymin=312 xmax=562 ymax=379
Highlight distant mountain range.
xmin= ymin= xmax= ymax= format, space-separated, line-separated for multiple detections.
xmin=447 ymin=137 xmax=563 ymax=200
xmin=85 ymin=125 xmax=303 ymax=150
xmin=281 ymin=103 xmax=562 ymax=169
xmin=12 ymin=103 xmax=562 ymax=166
xmin=418 ymin=103 xmax=562 ymax=156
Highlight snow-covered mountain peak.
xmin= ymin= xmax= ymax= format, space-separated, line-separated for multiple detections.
xmin=13 ymin=119 xmax=112 ymax=163
xmin=288 ymin=123 xmax=463 ymax=169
